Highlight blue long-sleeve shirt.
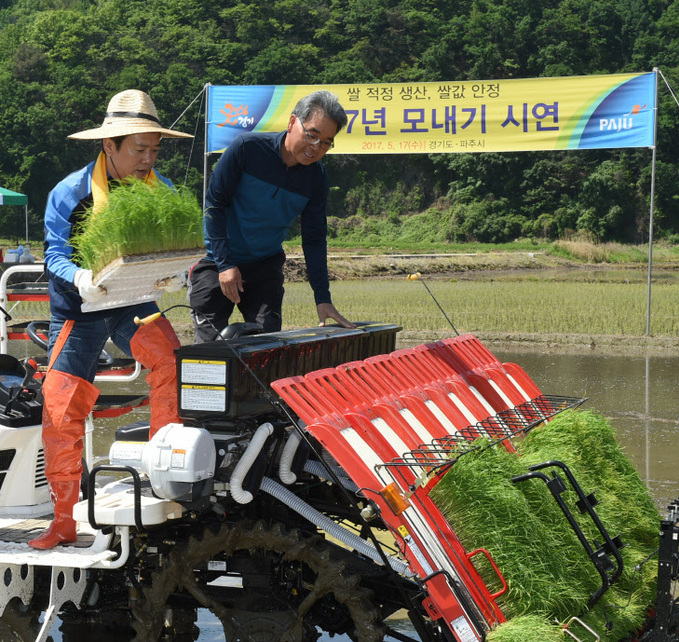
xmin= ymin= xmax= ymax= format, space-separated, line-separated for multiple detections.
xmin=203 ymin=131 xmax=332 ymax=305
xmin=43 ymin=160 xmax=173 ymax=319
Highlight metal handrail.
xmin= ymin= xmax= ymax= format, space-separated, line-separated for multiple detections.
xmin=0 ymin=264 xmax=46 ymax=355
xmin=1 ymin=263 xmax=143 ymax=380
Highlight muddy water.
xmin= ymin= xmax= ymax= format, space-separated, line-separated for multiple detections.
xmin=27 ymin=344 xmax=679 ymax=641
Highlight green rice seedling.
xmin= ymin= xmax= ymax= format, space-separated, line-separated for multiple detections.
xmin=71 ymin=179 xmax=204 ymax=277
xmin=430 ymin=410 xmax=659 ymax=642
xmin=486 ymin=615 xmax=563 ymax=642
xmin=519 ymin=412 xmax=660 ymax=549
xmin=281 ymin=279 xmax=679 ymax=336
xmin=431 ymin=444 xmax=597 ymax=621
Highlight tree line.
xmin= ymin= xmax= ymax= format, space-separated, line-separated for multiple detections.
xmin=2 ymin=0 xmax=679 ymax=245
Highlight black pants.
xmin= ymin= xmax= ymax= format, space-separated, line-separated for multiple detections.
xmin=187 ymin=254 xmax=285 ymax=343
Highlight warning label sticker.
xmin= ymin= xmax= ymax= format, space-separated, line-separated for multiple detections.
xmin=181 ymin=359 xmax=227 ymax=385
xmin=181 ymin=385 xmax=226 ymax=412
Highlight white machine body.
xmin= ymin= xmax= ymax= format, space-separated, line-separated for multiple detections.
xmin=108 ymin=423 xmax=216 ymax=499
xmin=0 ymin=422 xmax=50 ymax=514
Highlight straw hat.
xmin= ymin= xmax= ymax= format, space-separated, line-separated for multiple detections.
xmin=68 ymin=89 xmax=193 ymax=140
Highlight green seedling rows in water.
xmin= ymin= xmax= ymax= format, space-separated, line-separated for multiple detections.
xmin=430 ymin=410 xmax=659 ymax=641
xmin=277 ymin=280 xmax=679 ymax=336
xmin=72 ymin=180 xmax=204 ymax=277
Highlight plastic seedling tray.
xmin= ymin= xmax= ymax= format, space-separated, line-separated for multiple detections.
xmin=81 ymin=248 xmax=203 ymax=313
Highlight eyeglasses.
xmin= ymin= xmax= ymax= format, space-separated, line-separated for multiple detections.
xmin=298 ymin=118 xmax=334 ymax=150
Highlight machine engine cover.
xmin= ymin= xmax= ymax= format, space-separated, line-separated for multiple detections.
xmin=109 ymin=423 xmax=216 ymax=499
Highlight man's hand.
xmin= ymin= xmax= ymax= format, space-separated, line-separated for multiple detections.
xmin=316 ymin=302 xmax=355 ymax=329
xmin=74 ymin=269 xmax=107 ymax=303
xmin=219 ymin=266 xmax=244 ymax=304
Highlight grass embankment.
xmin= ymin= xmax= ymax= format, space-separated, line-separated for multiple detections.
xmin=269 ymin=239 xmax=679 ymax=355
xmin=285 ymin=236 xmax=679 ymax=266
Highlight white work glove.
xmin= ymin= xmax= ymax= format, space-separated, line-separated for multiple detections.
xmin=154 ymin=272 xmax=186 ymax=292
xmin=74 ymin=269 xmax=106 ymax=303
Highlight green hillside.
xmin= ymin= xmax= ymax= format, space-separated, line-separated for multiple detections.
xmin=2 ymin=0 xmax=679 ymax=245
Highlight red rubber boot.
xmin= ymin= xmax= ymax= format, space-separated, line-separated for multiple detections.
xmin=130 ymin=316 xmax=181 ymax=438
xmin=29 ymin=370 xmax=100 ymax=549
xmin=29 ymin=480 xmax=81 ymax=549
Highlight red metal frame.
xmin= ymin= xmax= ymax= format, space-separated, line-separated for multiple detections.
xmin=270 ymin=333 xmax=575 ymax=641
xmin=272 ymin=375 xmax=506 ymax=638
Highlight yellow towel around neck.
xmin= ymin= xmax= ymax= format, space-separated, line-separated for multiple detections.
xmin=90 ymin=151 xmax=158 ymax=214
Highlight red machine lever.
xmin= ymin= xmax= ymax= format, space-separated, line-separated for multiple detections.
xmin=467 ymin=548 xmax=508 ymax=599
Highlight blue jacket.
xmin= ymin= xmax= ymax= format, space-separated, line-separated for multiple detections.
xmin=203 ymin=131 xmax=331 ymax=305
xmin=43 ymin=161 xmax=174 ymax=319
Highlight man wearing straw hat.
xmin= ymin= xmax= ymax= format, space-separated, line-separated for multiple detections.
xmin=30 ymin=89 xmax=193 ymax=550
xmin=188 ymin=90 xmax=354 ymax=342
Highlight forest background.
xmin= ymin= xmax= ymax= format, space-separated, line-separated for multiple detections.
xmin=2 ymin=0 xmax=679 ymax=248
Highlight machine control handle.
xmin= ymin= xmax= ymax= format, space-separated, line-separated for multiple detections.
xmin=466 ymin=548 xmax=508 ymax=599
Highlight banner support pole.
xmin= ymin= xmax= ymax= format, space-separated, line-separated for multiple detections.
xmin=203 ymin=83 xmax=212 ymax=211
xmin=646 ymin=68 xmax=659 ymax=336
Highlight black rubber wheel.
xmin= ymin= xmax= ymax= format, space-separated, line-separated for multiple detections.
xmin=131 ymin=521 xmax=384 ymax=642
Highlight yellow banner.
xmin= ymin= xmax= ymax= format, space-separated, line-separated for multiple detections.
xmin=207 ymin=73 xmax=656 ymax=154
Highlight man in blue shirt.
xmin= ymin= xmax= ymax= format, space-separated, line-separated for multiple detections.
xmin=188 ymin=90 xmax=354 ymax=342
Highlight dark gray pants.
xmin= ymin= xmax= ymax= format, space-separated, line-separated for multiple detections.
xmin=187 ymin=254 xmax=285 ymax=343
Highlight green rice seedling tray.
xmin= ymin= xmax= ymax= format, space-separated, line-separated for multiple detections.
xmin=72 ymin=179 xmax=205 ymax=312
xmin=430 ymin=410 xmax=660 ymax=642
